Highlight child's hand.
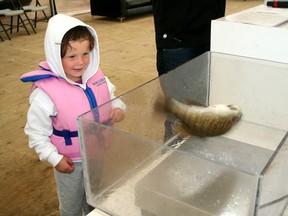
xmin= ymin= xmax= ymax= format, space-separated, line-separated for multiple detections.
xmin=109 ymin=108 xmax=125 ymax=123
xmin=55 ymin=156 xmax=75 ymax=174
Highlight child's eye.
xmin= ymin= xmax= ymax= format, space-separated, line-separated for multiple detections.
xmin=83 ymin=52 xmax=89 ymax=56
xmin=68 ymin=55 xmax=76 ymax=59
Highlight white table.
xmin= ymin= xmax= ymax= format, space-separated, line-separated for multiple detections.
xmin=211 ymin=4 xmax=288 ymax=64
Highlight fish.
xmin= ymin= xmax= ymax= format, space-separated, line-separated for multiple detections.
xmin=165 ymin=97 xmax=242 ymax=137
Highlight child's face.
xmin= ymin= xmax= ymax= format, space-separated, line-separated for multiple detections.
xmin=62 ymin=39 xmax=91 ymax=82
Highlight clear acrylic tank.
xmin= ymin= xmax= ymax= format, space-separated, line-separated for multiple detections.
xmin=78 ymin=52 xmax=288 ymax=216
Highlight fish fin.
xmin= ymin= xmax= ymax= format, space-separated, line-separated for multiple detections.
xmin=173 ymin=122 xmax=193 ymax=139
xmin=154 ymin=99 xmax=166 ymax=112
xmin=154 ymin=94 xmax=168 ymax=113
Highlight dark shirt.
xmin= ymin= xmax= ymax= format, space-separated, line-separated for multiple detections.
xmin=152 ymin=0 xmax=226 ymax=49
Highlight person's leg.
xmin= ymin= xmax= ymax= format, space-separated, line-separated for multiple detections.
xmin=82 ymin=193 xmax=94 ymax=215
xmin=157 ymin=45 xmax=209 ymax=143
xmin=54 ymin=162 xmax=93 ymax=216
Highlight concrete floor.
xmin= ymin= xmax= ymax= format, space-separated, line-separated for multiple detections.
xmin=0 ymin=0 xmax=262 ymax=215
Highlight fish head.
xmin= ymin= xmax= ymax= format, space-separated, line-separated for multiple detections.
xmin=227 ymin=104 xmax=242 ymax=123
xmin=211 ymin=104 xmax=242 ymax=124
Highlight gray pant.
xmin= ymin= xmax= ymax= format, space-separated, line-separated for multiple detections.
xmin=54 ymin=162 xmax=94 ymax=216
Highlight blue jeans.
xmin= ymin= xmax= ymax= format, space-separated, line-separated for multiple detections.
xmin=156 ymin=45 xmax=209 ymax=76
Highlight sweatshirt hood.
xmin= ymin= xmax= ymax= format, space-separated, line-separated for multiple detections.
xmin=44 ymin=14 xmax=99 ymax=87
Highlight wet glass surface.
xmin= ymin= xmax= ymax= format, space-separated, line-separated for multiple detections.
xmin=78 ymin=52 xmax=288 ymax=216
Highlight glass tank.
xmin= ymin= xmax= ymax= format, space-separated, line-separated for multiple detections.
xmin=78 ymin=52 xmax=288 ymax=216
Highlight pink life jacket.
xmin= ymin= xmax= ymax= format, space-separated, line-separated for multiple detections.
xmin=21 ymin=61 xmax=111 ymax=160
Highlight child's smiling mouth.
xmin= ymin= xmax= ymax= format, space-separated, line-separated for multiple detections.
xmin=74 ymin=68 xmax=84 ymax=72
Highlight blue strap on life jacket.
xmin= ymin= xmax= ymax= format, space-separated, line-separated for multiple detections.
xmin=53 ymin=127 xmax=78 ymax=146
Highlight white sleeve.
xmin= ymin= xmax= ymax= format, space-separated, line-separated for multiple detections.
xmin=105 ymin=76 xmax=126 ymax=111
xmin=24 ymin=88 xmax=63 ymax=167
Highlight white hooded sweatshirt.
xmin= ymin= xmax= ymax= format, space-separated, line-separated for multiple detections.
xmin=24 ymin=14 xmax=125 ymax=167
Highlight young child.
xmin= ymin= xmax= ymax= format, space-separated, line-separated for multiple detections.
xmin=20 ymin=14 xmax=126 ymax=215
